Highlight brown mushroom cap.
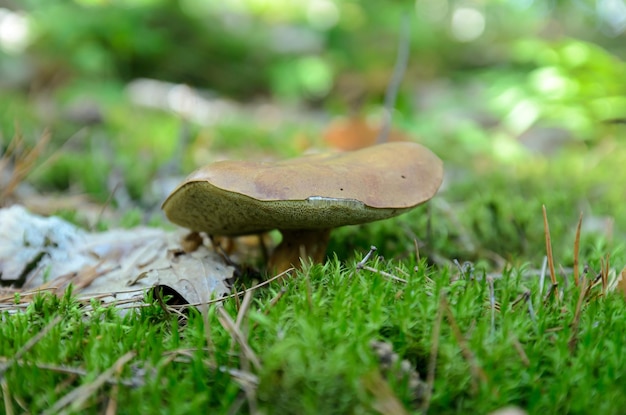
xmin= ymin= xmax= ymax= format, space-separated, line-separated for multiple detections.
xmin=162 ymin=142 xmax=443 ymax=236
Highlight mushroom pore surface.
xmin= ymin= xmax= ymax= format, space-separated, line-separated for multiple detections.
xmin=162 ymin=142 xmax=443 ymax=236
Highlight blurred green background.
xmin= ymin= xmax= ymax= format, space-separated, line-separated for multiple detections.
xmin=1 ymin=0 xmax=626 ymax=266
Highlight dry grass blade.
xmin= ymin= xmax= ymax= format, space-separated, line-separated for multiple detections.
xmin=233 ymin=289 xmax=254 ymax=382
xmin=42 ymin=351 xmax=135 ymax=415
xmin=542 ymin=205 xmax=558 ymax=299
xmin=362 ymin=370 xmax=409 ymax=415
xmin=217 ymin=307 xmax=261 ymax=371
xmin=223 ymin=367 xmax=259 ymax=415
xmin=1 ymin=378 xmax=14 ymax=415
xmin=235 ymin=289 xmax=254 ymax=330
xmin=573 ymin=212 xmax=583 ymax=287
xmin=104 ymin=365 xmax=122 ymax=415
xmin=219 ymin=301 xmax=261 ymax=415
xmin=0 ymin=129 xmax=50 ymax=204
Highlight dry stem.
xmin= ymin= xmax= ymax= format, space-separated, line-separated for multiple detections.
xmin=573 ymin=212 xmax=583 ymax=286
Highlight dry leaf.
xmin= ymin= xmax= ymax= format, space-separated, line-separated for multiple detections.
xmin=0 ymin=205 xmax=233 ymax=312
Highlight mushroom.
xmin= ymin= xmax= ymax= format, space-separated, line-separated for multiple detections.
xmin=162 ymin=142 xmax=443 ymax=272
xmin=324 ymin=116 xmax=411 ymax=151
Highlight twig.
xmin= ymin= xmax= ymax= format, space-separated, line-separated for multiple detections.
xmin=573 ymin=212 xmax=583 ymax=287
xmin=377 ymin=13 xmax=411 ymax=144
xmin=356 ymin=246 xmax=378 ymax=269
xmin=542 ymin=205 xmax=558 ymax=300
xmin=43 ymin=351 xmax=135 ymax=415
xmin=0 ymin=315 xmax=63 ymax=381
xmin=421 ymin=292 xmax=445 ymax=414
xmin=360 ymin=265 xmax=407 ymax=284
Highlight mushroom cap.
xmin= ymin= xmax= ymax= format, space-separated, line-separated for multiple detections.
xmin=324 ymin=116 xmax=411 ymax=151
xmin=162 ymin=142 xmax=443 ymax=236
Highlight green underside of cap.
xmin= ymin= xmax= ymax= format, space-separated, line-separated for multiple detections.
xmin=163 ymin=181 xmax=409 ymax=235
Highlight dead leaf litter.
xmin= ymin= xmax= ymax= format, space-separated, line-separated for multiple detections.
xmin=0 ymin=205 xmax=234 ymax=314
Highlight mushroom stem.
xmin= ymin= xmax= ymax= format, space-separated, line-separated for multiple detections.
xmin=269 ymin=229 xmax=331 ymax=273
